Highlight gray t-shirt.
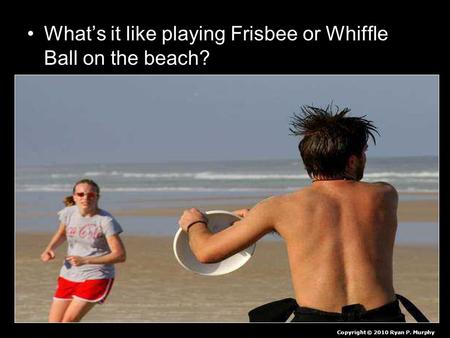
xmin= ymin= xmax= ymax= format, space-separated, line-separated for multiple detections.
xmin=58 ymin=206 xmax=123 ymax=282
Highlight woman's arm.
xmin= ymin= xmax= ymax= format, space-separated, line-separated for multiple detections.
xmin=65 ymin=234 xmax=126 ymax=266
xmin=40 ymin=223 xmax=67 ymax=262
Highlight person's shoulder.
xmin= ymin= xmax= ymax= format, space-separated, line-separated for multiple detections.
xmin=251 ymin=188 xmax=314 ymax=214
xmin=284 ymin=186 xmax=314 ymax=199
xmin=266 ymin=187 xmax=313 ymax=206
xmin=97 ymin=208 xmax=115 ymax=220
xmin=250 ymin=193 xmax=288 ymax=214
xmin=363 ymin=181 xmax=398 ymax=202
xmin=370 ymin=181 xmax=398 ymax=193
xmin=58 ymin=205 xmax=77 ymax=215
xmin=57 ymin=205 xmax=78 ymax=223
xmin=252 ymin=195 xmax=278 ymax=208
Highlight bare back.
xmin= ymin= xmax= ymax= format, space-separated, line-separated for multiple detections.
xmin=272 ymin=180 xmax=398 ymax=312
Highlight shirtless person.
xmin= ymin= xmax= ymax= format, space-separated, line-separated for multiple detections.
xmin=178 ymin=105 xmax=405 ymax=322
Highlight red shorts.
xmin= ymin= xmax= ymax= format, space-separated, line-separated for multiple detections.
xmin=53 ymin=276 xmax=114 ymax=304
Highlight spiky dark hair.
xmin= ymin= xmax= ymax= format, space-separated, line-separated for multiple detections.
xmin=290 ymin=104 xmax=379 ymax=178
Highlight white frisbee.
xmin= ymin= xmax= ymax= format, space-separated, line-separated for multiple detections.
xmin=173 ymin=210 xmax=256 ymax=276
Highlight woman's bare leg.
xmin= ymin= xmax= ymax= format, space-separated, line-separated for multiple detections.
xmin=48 ymin=299 xmax=71 ymax=322
xmin=61 ymin=298 xmax=96 ymax=322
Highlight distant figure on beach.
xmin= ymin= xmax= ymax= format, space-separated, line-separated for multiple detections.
xmin=178 ymin=104 xmax=412 ymax=322
xmin=40 ymin=179 xmax=126 ymax=322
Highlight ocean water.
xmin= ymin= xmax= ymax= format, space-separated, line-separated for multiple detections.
xmin=16 ymin=156 xmax=438 ymax=194
xmin=15 ymin=156 xmax=438 ymax=244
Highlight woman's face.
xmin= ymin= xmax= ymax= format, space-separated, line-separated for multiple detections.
xmin=73 ymin=183 xmax=99 ymax=212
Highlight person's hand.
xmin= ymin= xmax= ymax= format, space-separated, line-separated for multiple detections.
xmin=178 ymin=208 xmax=208 ymax=232
xmin=65 ymin=255 xmax=87 ymax=266
xmin=40 ymin=249 xmax=55 ymax=262
xmin=232 ymin=208 xmax=250 ymax=218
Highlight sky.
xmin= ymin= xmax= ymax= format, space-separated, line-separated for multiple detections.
xmin=15 ymin=75 xmax=438 ymax=166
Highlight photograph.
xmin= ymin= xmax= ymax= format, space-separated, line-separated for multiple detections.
xmin=15 ymin=75 xmax=438 ymax=323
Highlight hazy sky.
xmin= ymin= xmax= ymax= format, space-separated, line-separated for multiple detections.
xmin=16 ymin=75 xmax=438 ymax=166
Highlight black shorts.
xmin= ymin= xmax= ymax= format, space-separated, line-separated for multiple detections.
xmin=291 ymin=299 xmax=406 ymax=322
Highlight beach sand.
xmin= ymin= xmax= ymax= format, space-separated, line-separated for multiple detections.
xmin=15 ymin=235 xmax=438 ymax=323
xmin=15 ymin=196 xmax=439 ymax=323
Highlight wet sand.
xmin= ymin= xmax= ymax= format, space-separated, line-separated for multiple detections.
xmin=16 ymin=194 xmax=439 ymax=223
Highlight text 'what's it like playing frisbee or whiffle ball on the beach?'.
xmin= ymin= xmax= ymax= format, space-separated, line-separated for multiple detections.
xmin=39 ymin=25 xmax=389 ymax=67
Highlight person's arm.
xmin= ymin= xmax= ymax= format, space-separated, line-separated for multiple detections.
xmin=232 ymin=208 xmax=250 ymax=218
xmin=40 ymin=222 xmax=66 ymax=262
xmin=179 ymin=199 xmax=275 ymax=263
xmin=373 ymin=182 xmax=399 ymax=208
xmin=65 ymin=234 xmax=126 ymax=266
